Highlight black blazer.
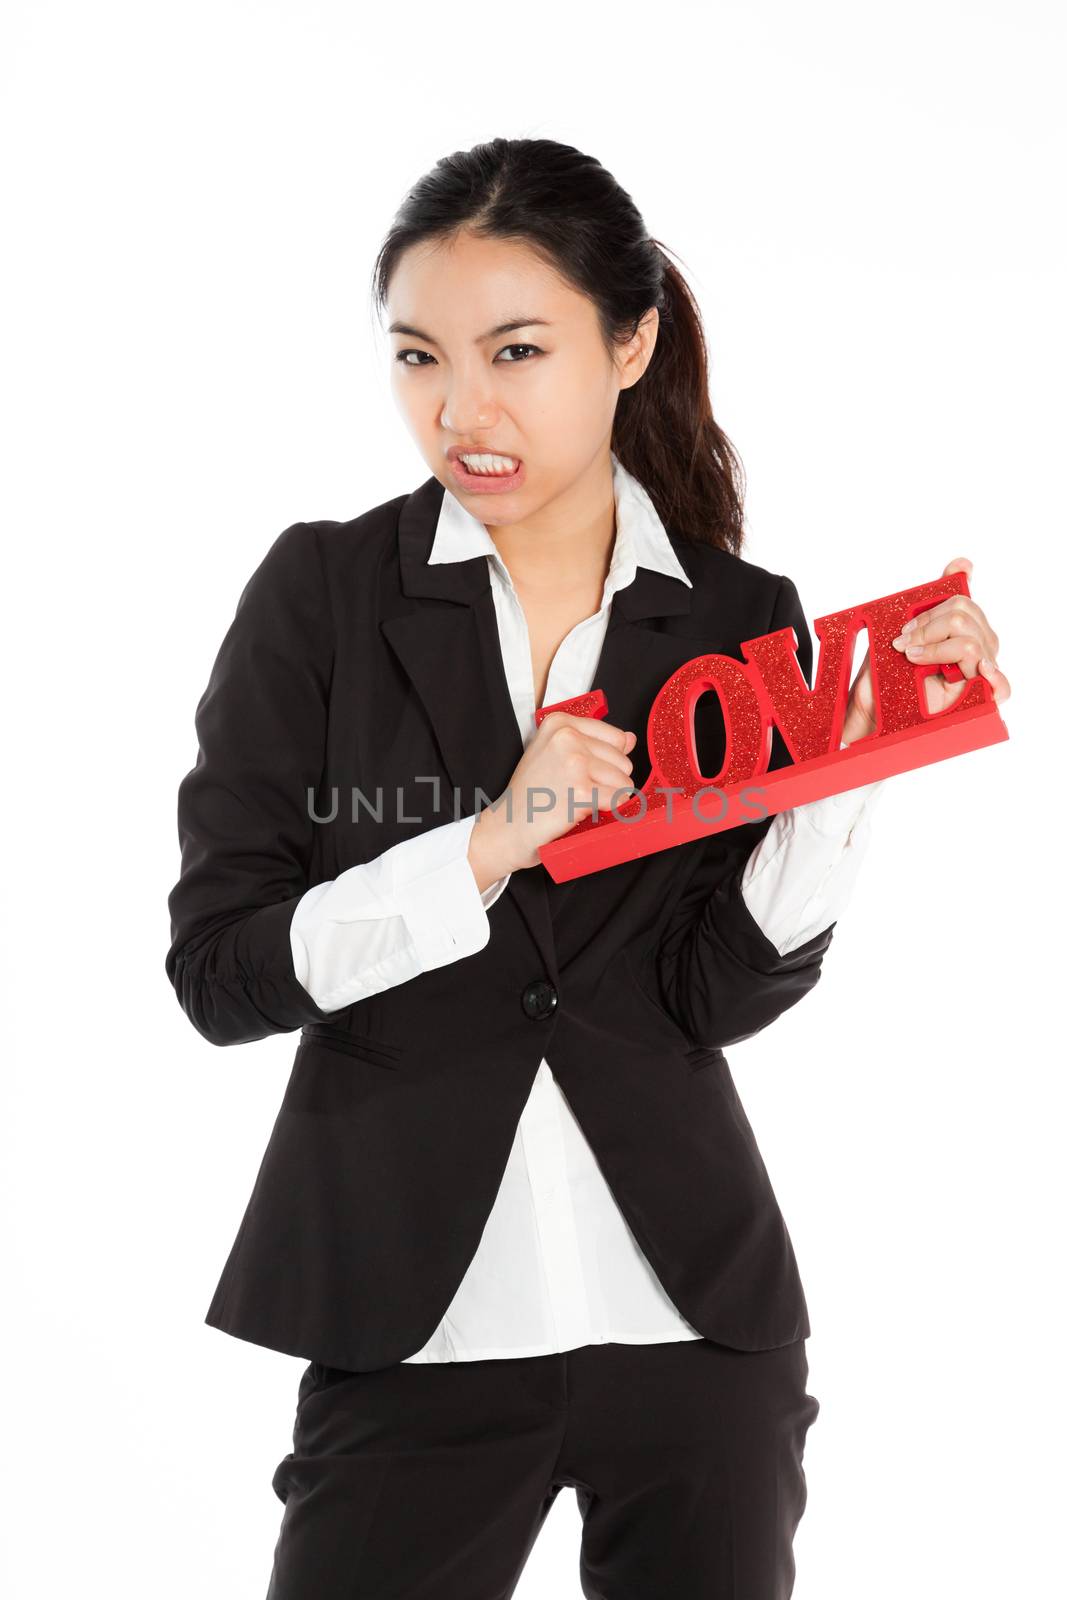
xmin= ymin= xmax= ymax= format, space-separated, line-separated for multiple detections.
xmin=165 ymin=471 xmax=835 ymax=1373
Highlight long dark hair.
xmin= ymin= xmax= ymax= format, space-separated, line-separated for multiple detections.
xmin=370 ymin=137 xmax=747 ymax=555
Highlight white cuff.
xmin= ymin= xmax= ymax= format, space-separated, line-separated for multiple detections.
xmin=794 ymin=775 xmax=886 ymax=839
xmin=741 ymin=787 xmax=880 ymax=956
xmin=288 ymin=815 xmax=507 ymax=1010
xmin=377 ymin=814 xmax=494 ymax=971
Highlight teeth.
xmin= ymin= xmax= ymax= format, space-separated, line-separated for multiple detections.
xmin=458 ymin=453 xmax=518 ymax=475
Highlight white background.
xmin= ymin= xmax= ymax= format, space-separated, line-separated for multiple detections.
xmin=1 ymin=1 xmax=1062 ymax=1595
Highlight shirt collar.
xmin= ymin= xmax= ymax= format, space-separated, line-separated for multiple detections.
xmin=427 ymin=449 xmax=693 ymax=605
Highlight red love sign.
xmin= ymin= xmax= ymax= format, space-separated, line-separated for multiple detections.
xmin=535 ymin=569 xmax=1009 ymax=883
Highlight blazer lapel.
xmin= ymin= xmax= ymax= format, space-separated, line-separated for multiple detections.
xmin=379 ymin=474 xmax=698 ymax=981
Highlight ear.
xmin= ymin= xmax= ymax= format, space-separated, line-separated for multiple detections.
xmin=618 ymin=306 xmax=660 ymax=390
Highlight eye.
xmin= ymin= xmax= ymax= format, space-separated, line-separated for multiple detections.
xmin=497 ymin=343 xmax=543 ymax=362
xmin=394 ymin=349 xmax=435 ymax=367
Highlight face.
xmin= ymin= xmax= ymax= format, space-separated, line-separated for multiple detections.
xmin=385 ymin=229 xmax=657 ymax=530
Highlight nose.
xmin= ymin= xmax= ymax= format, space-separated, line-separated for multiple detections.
xmin=441 ymin=375 xmax=502 ymax=437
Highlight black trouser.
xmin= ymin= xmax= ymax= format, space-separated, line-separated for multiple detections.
xmin=266 ymin=1335 xmax=820 ymax=1599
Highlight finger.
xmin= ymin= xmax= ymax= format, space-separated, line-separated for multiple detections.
xmin=539 ymin=711 xmax=635 ymax=752
xmin=585 ymin=761 xmax=641 ymax=801
xmin=542 ymin=720 xmax=636 ymax=784
xmin=554 ymin=757 xmax=639 ymax=818
xmin=579 ymin=740 xmax=636 ymax=780
xmin=947 ymin=597 xmax=999 ymax=657
xmin=941 ymin=556 xmax=973 ymax=579
xmin=896 ymin=631 xmax=986 ymax=673
xmin=899 ymin=595 xmax=980 ymax=639
xmin=896 ymin=600 xmax=998 ymax=661
xmin=583 ymin=721 xmax=638 ymax=755
xmin=978 ymin=657 xmax=1011 ymax=705
xmin=904 ymin=634 xmax=1010 ymax=704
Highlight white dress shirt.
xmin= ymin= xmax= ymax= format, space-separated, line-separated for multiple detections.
xmin=289 ymin=453 xmax=884 ymax=1362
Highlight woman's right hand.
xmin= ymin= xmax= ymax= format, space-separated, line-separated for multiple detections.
xmin=467 ymin=712 xmax=638 ymax=887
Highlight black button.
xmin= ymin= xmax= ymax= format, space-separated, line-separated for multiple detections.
xmin=521 ymin=979 xmax=558 ymax=1020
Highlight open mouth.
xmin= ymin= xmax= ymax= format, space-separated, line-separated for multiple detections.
xmin=448 ymin=454 xmax=526 ymax=494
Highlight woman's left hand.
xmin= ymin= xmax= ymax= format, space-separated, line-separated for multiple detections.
xmin=839 ymin=556 xmax=1010 ymax=746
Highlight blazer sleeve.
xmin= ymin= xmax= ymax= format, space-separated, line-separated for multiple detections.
xmin=165 ymin=520 xmax=342 ymax=1046
xmin=651 ymin=572 xmax=838 ymax=1051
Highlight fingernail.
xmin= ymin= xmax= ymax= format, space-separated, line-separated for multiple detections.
xmin=905 ymin=643 xmax=924 ymax=656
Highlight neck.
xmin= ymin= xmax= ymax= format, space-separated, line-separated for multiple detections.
xmin=482 ymin=456 xmax=617 ymax=597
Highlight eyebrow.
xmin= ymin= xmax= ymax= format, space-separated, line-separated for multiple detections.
xmin=387 ymin=317 xmax=553 ymax=346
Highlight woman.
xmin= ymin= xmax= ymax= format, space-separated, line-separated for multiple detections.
xmin=165 ymin=137 xmax=1007 ymax=1598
